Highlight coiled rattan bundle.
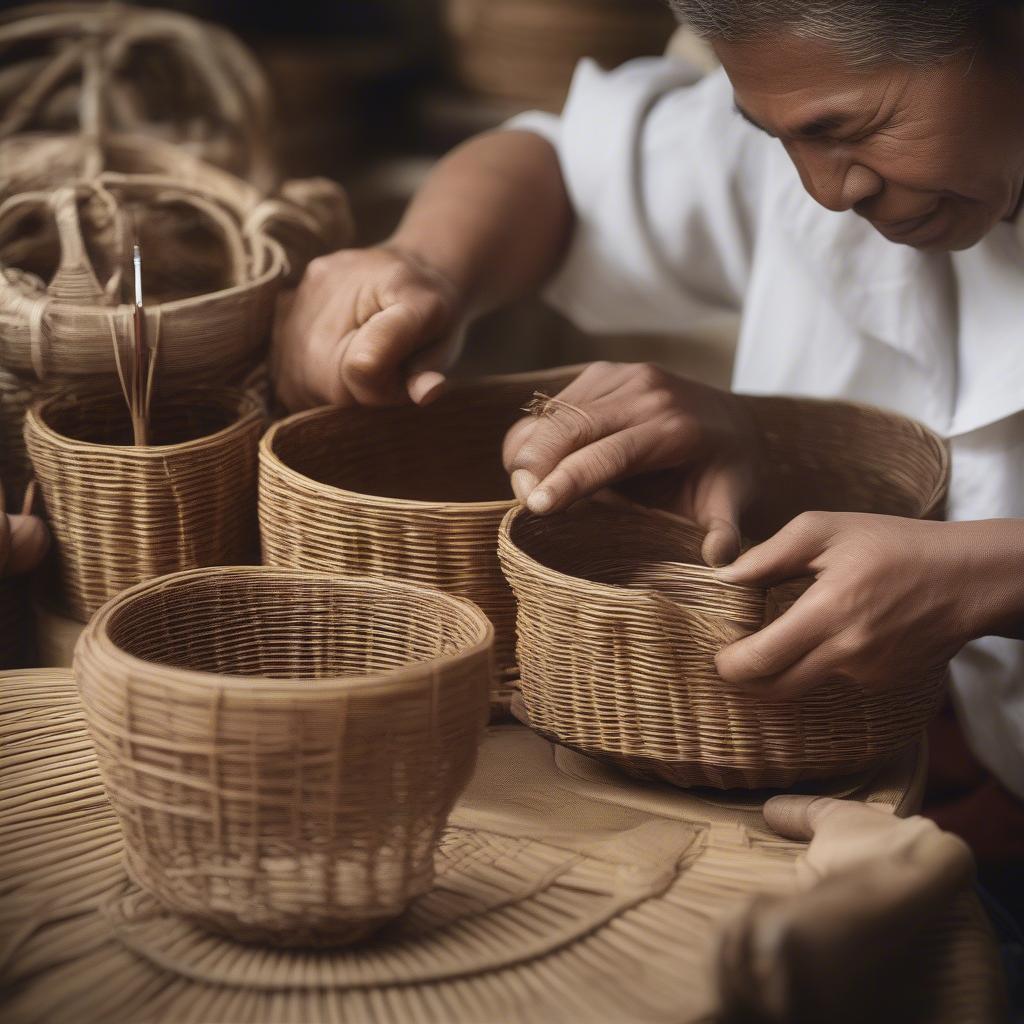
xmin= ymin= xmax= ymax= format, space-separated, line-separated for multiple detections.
xmin=25 ymin=384 xmax=263 ymax=622
xmin=0 ymin=2 xmax=275 ymax=188
xmin=259 ymin=368 xmax=579 ymax=685
xmin=74 ymin=566 xmax=494 ymax=947
xmin=500 ymin=396 xmax=951 ymax=789
xmin=0 ymin=174 xmax=286 ymax=384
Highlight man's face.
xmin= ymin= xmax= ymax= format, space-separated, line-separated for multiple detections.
xmin=714 ymin=30 xmax=1024 ymax=250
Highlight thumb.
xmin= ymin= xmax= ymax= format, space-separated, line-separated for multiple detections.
xmin=762 ymin=795 xmax=843 ymax=841
xmin=715 ymin=511 xmax=831 ymax=585
xmin=405 ymin=323 xmax=466 ymax=406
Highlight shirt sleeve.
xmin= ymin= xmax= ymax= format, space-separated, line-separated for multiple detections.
xmin=506 ymin=58 xmax=772 ymax=334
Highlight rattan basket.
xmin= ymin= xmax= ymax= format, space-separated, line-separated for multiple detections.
xmin=25 ymin=385 xmax=263 ymax=622
xmin=0 ymin=2 xmax=275 ymax=188
xmin=0 ymin=174 xmax=285 ymax=383
xmin=499 ymin=396 xmax=950 ymax=789
xmin=74 ymin=565 xmax=494 ymax=947
xmin=259 ymin=368 xmax=579 ymax=682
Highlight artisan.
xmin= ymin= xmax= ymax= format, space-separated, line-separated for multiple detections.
xmin=275 ymin=0 xmax=1024 ymax=922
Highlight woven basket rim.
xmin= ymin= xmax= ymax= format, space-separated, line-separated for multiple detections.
xmin=75 ymin=565 xmax=496 ymax=694
xmin=25 ymin=385 xmax=264 ymax=456
xmin=260 ymin=367 xmax=592 ymax=512
xmin=499 ymin=501 xmax=751 ymax=613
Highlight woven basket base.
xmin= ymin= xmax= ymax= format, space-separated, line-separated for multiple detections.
xmin=4 ymin=670 xmax=987 ymax=1024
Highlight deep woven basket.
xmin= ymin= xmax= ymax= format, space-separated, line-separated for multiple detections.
xmin=499 ymin=396 xmax=950 ymax=789
xmin=74 ymin=566 xmax=494 ymax=946
xmin=24 ymin=385 xmax=263 ymax=622
xmin=259 ymin=368 xmax=579 ymax=683
xmin=0 ymin=2 xmax=275 ymax=188
xmin=0 ymin=174 xmax=286 ymax=384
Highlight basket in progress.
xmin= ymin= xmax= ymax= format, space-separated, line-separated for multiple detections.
xmin=25 ymin=385 xmax=263 ymax=622
xmin=74 ymin=566 xmax=494 ymax=947
xmin=0 ymin=175 xmax=285 ymax=384
xmin=259 ymin=368 xmax=579 ymax=679
xmin=0 ymin=2 xmax=275 ymax=188
xmin=499 ymin=396 xmax=950 ymax=789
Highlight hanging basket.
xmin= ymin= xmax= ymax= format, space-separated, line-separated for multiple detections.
xmin=24 ymin=384 xmax=263 ymax=622
xmin=0 ymin=174 xmax=286 ymax=384
xmin=258 ymin=367 xmax=580 ymax=687
xmin=0 ymin=2 xmax=276 ymax=189
xmin=499 ymin=396 xmax=951 ymax=789
xmin=74 ymin=566 xmax=494 ymax=947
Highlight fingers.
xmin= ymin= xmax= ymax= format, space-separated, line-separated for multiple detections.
xmin=762 ymin=795 xmax=843 ymax=840
xmin=715 ymin=511 xmax=839 ymax=585
xmin=715 ymin=583 xmax=836 ymax=689
xmin=691 ymin=467 xmax=747 ymax=568
xmin=4 ymin=515 xmax=49 ymax=576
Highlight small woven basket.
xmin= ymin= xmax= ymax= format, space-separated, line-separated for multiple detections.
xmin=0 ymin=174 xmax=286 ymax=384
xmin=259 ymin=368 xmax=579 ymax=683
xmin=500 ymin=396 xmax=950 ymax=789
xmin=25 ymin=385 xmax=263 ymax=622
xmin=74 ymin=565 xmax=494 ymax=946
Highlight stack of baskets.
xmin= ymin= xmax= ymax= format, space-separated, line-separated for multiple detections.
xmin=499 ymin=394 xmax=951 ymax=789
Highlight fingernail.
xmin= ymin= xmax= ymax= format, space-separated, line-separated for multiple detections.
xmin=527 ymin=488 xmax=553 ymax=514
xmin=511 ymin=469 xmax=539 ymax=502
xmin=408 ymin=371 xmax=446 ymax=405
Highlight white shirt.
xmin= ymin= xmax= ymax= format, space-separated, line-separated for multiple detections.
xmin=510 ymin=57 xmax=1024 ymax=799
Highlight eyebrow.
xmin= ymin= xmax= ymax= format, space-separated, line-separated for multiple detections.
xmin=733 ymin=102 xmax=849 ymax=140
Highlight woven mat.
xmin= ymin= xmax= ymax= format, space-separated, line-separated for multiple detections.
xmin=0 ymin=668 xmax=937 ymax=1024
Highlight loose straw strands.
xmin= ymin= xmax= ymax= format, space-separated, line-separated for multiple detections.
xmin=74 ymin=566 xmax=494 ymax=947
xmin=24 ymin=385 xmax=263 ymax=621
xmin=259 ymin=368 xmax=580 ymax=682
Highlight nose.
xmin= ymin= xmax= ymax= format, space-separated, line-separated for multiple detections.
xmin=788 ymin=144 xmax=884 ymax=212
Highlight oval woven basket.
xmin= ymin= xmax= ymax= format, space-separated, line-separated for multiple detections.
xmin=74 ymin=565 xmax=494 ymax=947
xmin=0 ymin=2 xmax=275 ymax=188
xmin=499 ymin=396 xmax=950 ymax=790
xmin=0 ymin=174 xmax=286 ymax=383
xmin=25 ymin=384 xmax=263 ymax=622
xmin=259 ymin=367 xmax=580 ymax=684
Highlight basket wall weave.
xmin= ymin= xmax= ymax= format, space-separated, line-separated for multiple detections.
xmin=499 ymin=396 xmax=951 ymax=789
xmin=25 ymin=385 xmax=263 ymax=621
xmin=73 ymin=566 xmax=494 ymax=947
xmin=0 ymin=174 xmax=286 ymax=384
xmin=0 ymin=2 xmax=276 ymax=188
xmin=259 ymin=368 xmax=579 ymax=678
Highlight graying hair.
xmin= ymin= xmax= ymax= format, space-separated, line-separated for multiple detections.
xmin=668 ymin=0 xmax=1022 ymax=67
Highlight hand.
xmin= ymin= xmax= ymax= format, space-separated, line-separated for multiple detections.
xmin=713 ymin=512 xmax=999 ymax=700
xmin=502 ymin=362 xmax=761 ymax=566
xmin=1 ymin=512 xmax=49 ymax=577
xmin=270 ymin=244 xmax=465 ymax=410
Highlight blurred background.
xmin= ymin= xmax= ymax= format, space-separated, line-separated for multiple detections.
xmin=101 ymin=0 xmax=735 ymax=385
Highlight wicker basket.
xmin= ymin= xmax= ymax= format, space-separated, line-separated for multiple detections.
xmin=0 ymin=2 xmax=275 ymax=188
xmin=259 ymin=368 xmax=579 ymax=682
xmin=74 ymin=565 xmax=494 ymax=946
xmin=0 ymin=174 xmax=285 ymax=384
xmin=25 ymin=385 xmax=263 ymax=622
xmin=499 ymin=396 xmax=950 ymax=789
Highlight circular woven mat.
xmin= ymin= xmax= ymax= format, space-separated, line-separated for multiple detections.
xmin=0 ymin=669 xmax=934 ymax=1024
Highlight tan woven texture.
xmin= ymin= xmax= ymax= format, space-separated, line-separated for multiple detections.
xmin=0 ymin=174 xmax=286 ymax=384
xmin=1 ymin=671 xmax=1004 ymax=1024
xmin=259 ymin=368 xmax=580 ymax=682
xmin=500 ymin=395 xmax=951 ymax=789
xmin=0 ymin=2 xmax=275 ymax=188
xmin=24 ymin=385 xmax=262 ymax=621
xmin=73 ymin=566 xmax=494 ymax=947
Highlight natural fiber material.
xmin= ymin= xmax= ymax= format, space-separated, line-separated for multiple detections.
xmin=73 ymin=566 xmax=494 ymax=947
xmin=25 ymin=385 xmax=262 ymax=621
xmin=0 ymin=174 xmax=285 ymax=384
xmin=0 ymin=2 xmax=275 ymax=188
xmin=5 ymin=681 xmax=995 ymax=1024
xmin=259 ymin=368 xmax=579 ymax=685
xmin=499 ymin=397 xmax=950 ymax=789
xmin=501 ymin=499 xmax=948 ymax=789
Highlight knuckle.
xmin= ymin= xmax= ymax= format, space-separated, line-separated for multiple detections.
xmin=631 ymin=362 xmax=666 ymax=388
